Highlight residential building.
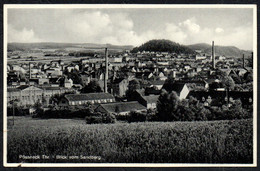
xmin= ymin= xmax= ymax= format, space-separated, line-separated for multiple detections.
xmin=172 ymin=83 xmax=190 ymax=100
xmin=111 ymin=78 xmax=129 ymax=97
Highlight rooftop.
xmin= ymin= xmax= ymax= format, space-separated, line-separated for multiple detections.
xmin=171 ymin=83 xmax=187 ymax=94
xmin=65 ymin=93 xmax=115 ymax=101
xmin=99 ymin=101 xmax=146 ymax=113
xmin=142 ymin=95 xmax=159 ymax=103
xmin=150 ymin=80 xmax=165 ymax=86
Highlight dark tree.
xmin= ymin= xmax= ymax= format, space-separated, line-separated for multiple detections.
xmin=175 ymin=96 xmax=209 ymax=121
xmin=65 ymin=70 xmax=83 ymax=85
xmin=222 ymin=76 xmax=235 ymax=91
xmin=215 ymin=69 xmax=228 ymax=79
xmin=216 ymin=100 xmax=251 ymax=120
xmin=243 ymin=71 xmax=253 ymax=83
xmin=162 ymin=77 xmax=175 ymax=92
xmin=128 ymin=79 xmax=141 ymax=92
xmin=209 ymin=81 xmax=223 ymax=90
xmin=222 ymin=76 xmax=235 ymax=104
xmin=229 ymin=99 xmax=251 ymax=119
xmin=126 ymin=79 xmax=141 ymax=100
xmin=157 ymin=89 xmax=179 ymax=121
xmin=49 ymin=92 xmax=75 ymax=106
xmin=230 ymin=73 xmax=242 ymax=84
xmin=81 ymin=79 xmax=102 ymax=93
xmin=247 ymin=57 xmax=253 ymax=68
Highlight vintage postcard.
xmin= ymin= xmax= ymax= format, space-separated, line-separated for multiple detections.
xmin=3 ymin=4 xmax=257 ymax=167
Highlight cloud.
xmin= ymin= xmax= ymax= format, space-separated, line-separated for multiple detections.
xmin=60 ymin=11 xmax=139 ymax=45
xmin=214 ymin=26 xmax=252 ymax=50
xmin=8 ymin=25 xmax=42 ymax=43
xmin=7 ymin=11 xmax=253 ymax=50
xmin=165 ymin=23 xmax=187 ymax=43
xmin=7 ymin=11 xmax=194 ymax=46
xmin=179 ymin=18 xmax=200 ymax=34
xmin=215 ymin=27 xmax=224 ymax=33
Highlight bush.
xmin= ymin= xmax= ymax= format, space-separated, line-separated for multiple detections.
xmin=85 ymin=115 xmax=103 ymax=124
xmin=208 ymin=100 xmax=252 ymax=120
xmin=85 ymin=112 xmax=116 ymax=124
xmin=127 ymin=111 xmax=147 ymax=123
xmin=33 ymin=103 xmax=95 ymax=119
xmin=157 ymin=93 xmax=251 ymax=122
xmin=157 ymin=94 xmax=210 ymax=121
xmin=146 ymin=109 xmax=158 ymax=121
xmin=115 ymin=114 xmax=128 ymax=121
xmin=7 ymin=107 xmax=29 ymax=116
xmin=102 ymin=112 xmax=116 ymax=124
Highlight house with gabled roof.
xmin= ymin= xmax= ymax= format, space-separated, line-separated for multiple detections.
xmin=139 ymin=95 xmax=159 ymax=109
xmin=171 ymin=83 xmax=190 ymax=100
xmin=149 ymin=80 xmax=165 ymax=90
xmin=128 ymin=89 xmax=159 ymax=109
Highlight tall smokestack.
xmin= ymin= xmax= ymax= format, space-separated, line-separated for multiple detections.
xmin=243 ymin=54 xmax=245 ymax=68
xmin=104 ymin=48 xmax=108 ymax=93
xmin=29 ymin=62 xmax=31 ymax=79
xmin=212 ymin=41 xmax=215 ymax=69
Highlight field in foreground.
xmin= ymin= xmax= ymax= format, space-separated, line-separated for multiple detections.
xmin=7 ymin=117 xmax=253 ymax=163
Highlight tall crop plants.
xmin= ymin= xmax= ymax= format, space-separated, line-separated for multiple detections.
xmin=7 ymin=118 xmax=253 ymax=163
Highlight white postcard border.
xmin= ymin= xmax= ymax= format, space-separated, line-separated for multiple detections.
xmin=3 ymin=4 xmax=257 ymax=167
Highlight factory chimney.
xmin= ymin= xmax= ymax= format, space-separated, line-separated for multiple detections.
xmin=242 ymin=54 xmax=245 ymax=68
xmin=212 ymin=41 xmax=215 ymax=69
xmin=29 ymin=62 xmax=31 ymax=79
xmin=104 ymin=48 xmax=108 ymax=93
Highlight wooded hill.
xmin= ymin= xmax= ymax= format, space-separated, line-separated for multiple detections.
xmin=131 ymin=39 xmax=195 ymax=54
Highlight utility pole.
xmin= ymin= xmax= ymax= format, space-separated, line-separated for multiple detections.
xmin=12 ymin=101 xmax=15 ymax=126
xmin=11 ymin=99 xmax=18 ymax=126
xmin=104 ymin=48 xmax=108 ymax=93
xmin=212 ymin=41 xmax=215 ymax=69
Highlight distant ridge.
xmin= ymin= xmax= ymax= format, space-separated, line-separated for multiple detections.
xmin=7 ymin=42 xmax=134 ymax=52
xmin=8 ymin=42 xmax=252 ymax=58
xmin=188 ymin=43 xmax=252 ymax=57
xmin=187 ymin=43 xmax=211 ymax=51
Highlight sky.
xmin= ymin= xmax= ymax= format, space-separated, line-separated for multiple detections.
xmin=7 ymin=7 xmax=254 ymax=50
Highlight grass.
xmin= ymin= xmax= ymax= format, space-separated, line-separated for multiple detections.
xmin=7 ymin=116 xmax=253 ymax=163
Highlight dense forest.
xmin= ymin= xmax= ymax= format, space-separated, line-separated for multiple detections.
xmin=131 ymin=39 xmax=195 ymax=54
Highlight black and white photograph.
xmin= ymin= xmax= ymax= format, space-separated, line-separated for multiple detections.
xmin=3 ymin=4 xmax=257 ymax=167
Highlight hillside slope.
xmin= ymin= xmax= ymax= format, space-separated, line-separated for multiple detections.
xmin=188 ymin=43 xmax=252 ymax=57
xmin=131 ymin=39 xmax=195 ymax=54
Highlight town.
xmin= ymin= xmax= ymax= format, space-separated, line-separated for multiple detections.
xmin=5 ymin=6 xmax=256 ymax=165
xmin=7 ymin=40 xmax=253 ymax=122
